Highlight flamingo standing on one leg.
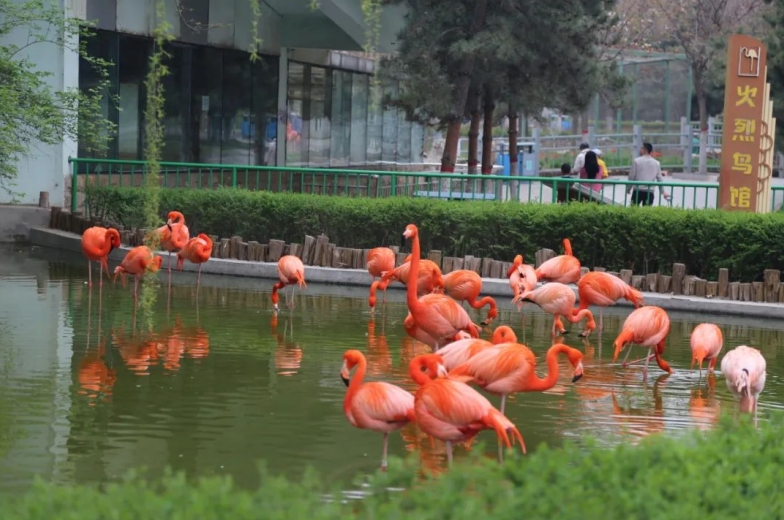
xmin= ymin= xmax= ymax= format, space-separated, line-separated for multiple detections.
xmin=508 ymin=255 xmax=537 ymax=301
xmin=176 ymin=233 xmax=213 ymax=292
xmin=534 ymin=238 xmax=581 ymax=284
xmin=367 ymin=247 xmax=396 ymax=304
xmin=513 ymin=283 xmax=595 ymax=337
xmin=368 ymin=255 xmax=444 ymax=310
xmin=409 ymin=353 xmax=525 ymax=467
xmin=113 ymin=246 xmax=163 ymax=304
xmin=612 ymin=306 xmax=673 ymax=376
xmin=272 ymin=255 xmax=307 ymax=311
xmin=155 ymin=211 xmax=189 ymax=285
xmin=81 ymin=226 xmax=121 ymax=288
xmin=720 ymin=345 xmax=766 ymax=419
xmin=449 ymin=336 xmax=584 ymax=415
xmin=437 ymin=325 xmax=517 ymax=371
xmin=340 ymin=349 xmax=415 ymax=471
xmin=577 ymin=271 xmax=644 ymax=330
xmin=443 ymin=269 xmax=498 ymax=326
xmin=690 ymin=323 xmax=723 ymax=375
xmin=403 ymin=224 xmax=479 ymax=349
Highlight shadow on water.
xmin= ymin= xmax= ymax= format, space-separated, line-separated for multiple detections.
xmin=0 ymin=244 xmax=783 ymax=493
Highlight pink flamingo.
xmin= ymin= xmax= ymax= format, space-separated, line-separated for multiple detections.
xmin=81 ymin=226 xmax=121 ymax=288
xmin=155 ymin=211 xmax=189 ymax=285
xmin=534 ymin=238 xmax=581 ymax=285
xmin=508 ymin=255 xmax=537 ymax=300
xmin=176 ymin=233 xmax=213 ymax=290
xmin=721 ymin=345 xmax=766 ymax=418
xmin=113 ymin=246 xmax=163 ymax=304
xmin=403 ymin=306 xmax=473 ymax=350
xmin=409 ymin=353 xmax=525 ymax=467
xmin=690 ymin=323 xmax=723 ymax=374
xmin=403 ymin=224 xmax=479 ymax=348
xmin=612 ymin=306 xmax=673 ymax=376
xmin=443 ymin=269 xmax=498 ymax=325
xmin=513 ymin=282 xmax=595 ymax=337
xmin=577 ymin=271 xmax=644 ymax=329
xmin=340 ymin=349 xmax=415 ymax=471
xmin=272 ymin=255 xmax=307 ymax=311
xmin=367 ymin=247 xmax=396 ymax=303
xmin=436 ymin=325 xmax=517 ymax=371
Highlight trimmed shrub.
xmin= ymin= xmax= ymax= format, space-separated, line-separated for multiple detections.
xmin=2 ymin=415 xmax=783 ymax=518
xmin=84 ymin=185 xmax=784 ymax=281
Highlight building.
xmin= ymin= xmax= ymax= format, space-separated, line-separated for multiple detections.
xmin=3 ymin=0 xmax=423 ymax=206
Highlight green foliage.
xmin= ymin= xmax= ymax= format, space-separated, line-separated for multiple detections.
xmin=0 ymin=0 xmax=115 ymax=199
xmin=84 ymin=185 xmax=784 ymax=282
xmin=2 ymin=415 xmax=784 ymax=517
xmin=765 ymin=0 xmax=784 ymax=151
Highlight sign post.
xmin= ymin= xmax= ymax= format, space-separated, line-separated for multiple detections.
xmin=718 ymin=34 xmax=776 ymax=213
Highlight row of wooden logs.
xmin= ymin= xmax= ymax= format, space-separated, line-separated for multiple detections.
xmin=49 ymin=207 xmax=784 ymax=303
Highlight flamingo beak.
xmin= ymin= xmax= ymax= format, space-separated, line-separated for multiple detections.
xmin=340 ymin=361 xmax=350 ymax=387
xmin=437 ymin=363 xmax=448 ymax=378
xmin=572 ymin=362 xmax=584 ymax=383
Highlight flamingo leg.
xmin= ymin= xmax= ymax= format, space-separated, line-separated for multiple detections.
xmin=500 ymin=394 xmax=507 ymax=415
xmin=197 ymin=263 xmax=203 ymax=296
xmin=599 ymin=307 xmax=604 ymax=330
xmin=133 ymin=275 xmax=139 ymax=306
xmin=87 ymin=261 xmax=93 ymax=288
xmin=445 ymin=440 xmax=453 ymax=468
xmin=381 ymin=432 xmax=389 ymax=471
xmin=168 ymin=251 xmax=172 ymax=287
xmin=643 ymin=347 xmax=652 ymax=377
xmin=626 ymin=353 xmax=657 ymax=366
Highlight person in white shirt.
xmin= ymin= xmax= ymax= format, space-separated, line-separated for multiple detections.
xmin=627 ymin=142 xmax=671 ymax=206
xmin=572 ymin=143 xmax=590 ymax=173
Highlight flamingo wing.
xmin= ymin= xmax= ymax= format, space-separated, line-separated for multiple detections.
xmin=450 ymin=344 xmax=533 ymax=388
xmin=353 ymin=382 xmax=414 ymax=423
xmin=419 ymin=379 xmax=494 ymax=426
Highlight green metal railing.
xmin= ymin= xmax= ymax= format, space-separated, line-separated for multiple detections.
xmin=69 ymin=157 xmax=784 ymax=214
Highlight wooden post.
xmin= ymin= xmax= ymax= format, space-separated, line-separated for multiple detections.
xmin=631 ymin=275 xmax=645 ymax=290
xmin=501 ymin=261 xmax=512 ymax=278
xmin=302 ymin=235 xmax=316 ymax=264
xmin=671 ymin=263 xmax=685 ymax=295
xmin=427 ymin=250 xmax=443 ymax=269
xmin=268 ymin=239 xmax=285 ymax=262
xmin=619 ymin=269 xmax=633 ymax=285
xmin=706 ymin=281 xmax=718 ymax=298
xmin=49 ymin=206 xmax=61 ymax=228
xmin=464 ymin=256 xmax=481 ymax=273
xmin=396 ymin=252 xmax=408 ymax=266
xmin=453 ymin=257 xmax=464 ymax=270
xmin=229 ymin=236 xmax=242 ymax=259
xmin=442 ymin=257 xmax=454 ymax=274
xmin=658 ymin=275 xmax=672 ymax=293
xmin=739 ymin=283 xmax=752 ymax=301
xmin=289 ymin=243 xmax=302 ymax=258
xmin=729 ymin=281 xmax=740 ymax=300
xmin=481 ymin=258 xmax=493 ymax=278
xmin=764 ymin=269 xmax=780 ymax=302
xmin=38 ymin=191 xmax=49 ymax=208
xmin=209 ymin=235 xmax=219 ymax=258
xmin=779 ymin=283 xmax=784 ymax=303
xmin=684 ymin=277 xmax=696 ymax=296
xmin=248 ymin=241 xmax=261 ymax=261
xmin=646 ymin=273 xmax=659 ymax=292
xmin=534 ymin=248 xmax=555 ymax=267
xmin=323 ymin=243 xmax=335 ymax=267
xmin=594 ymin=266 xmax=606 ymax=273
xmin=695 ymin=279 xmax=707 ymax=297
xmin=718 ymin=268 xmax=729 ymax=298
xmin=312 ymin=234 xmax=329 ymax=266
xmin=218 ymin=238 xmax=230 ymax=259
xmin=752 ymin=281 xmax=764 ymax=302
xmin=580 ymin=266 xmax=590 ymax=278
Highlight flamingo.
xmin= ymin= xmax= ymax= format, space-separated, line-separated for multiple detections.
xmin=513 ymin=283 xmax=595 ymax=337
xmin=403 ymin=224 xmax=479 ymax=349
xmin=155 ymin=211 xmax=189 ymax=285
xmin=720 ymin=345 xmax=766 ymax=418
xmin=403 ymin=305 xmax=474 ymax=350
xmin=272 ymin=255 xmax=307 ymax=311
xmin=113 ymin=246 xmax=163 ymax=304
xmin=340 ymin=349 xmax=415 ymax=471
xmin=409 ymin=353 xmax=525 ymax=467
xmin=367 ymin=247 xmax=396 ymax=304
xmin=368 ymin=255 xmax=444 ymax=310
xmin=443 ymin=269 xmax=498 ymax=325
xmin=534 ymin=238 xmax=581 ymax=285
xmin=508 ymin=254 xmax=537 ymax=301
xmin=81 ymin=226 xmax=121 ymax=288
xmin=690 ymin=323 xmax=723 ymax=374
xmin=176 ymin=233 xmax=213 ymax=290
xmin=449 ymin=337 xmax=584 ymax=414
xmin=612 ymin=306 xmax=673 ymax=376
xmin=437 ymin=325 xmax=518 ymax=371
xmin=577 ymin=271 xmax=644 ymax=329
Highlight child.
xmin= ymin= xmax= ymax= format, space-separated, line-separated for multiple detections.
xmin=561 ymin=163 xmax=572 ymax=176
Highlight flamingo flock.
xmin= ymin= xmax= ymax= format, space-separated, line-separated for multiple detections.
xmin=79 ymin=217 xmax=768 ymax=470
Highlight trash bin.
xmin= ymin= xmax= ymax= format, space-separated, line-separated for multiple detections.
xmin=519 ymin=142 xmax=538 ymax=177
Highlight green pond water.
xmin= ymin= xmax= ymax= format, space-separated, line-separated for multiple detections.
xmin=0 ymin=244 xmax=783 ymax=494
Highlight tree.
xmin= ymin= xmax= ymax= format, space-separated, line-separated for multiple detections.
xmin=0 ymin=0 xmax=115 ymax=199
xmin=764 ymin=0 xmax=784 ymax=151
xmin=632 ymin=0 xmax=766 ymax=173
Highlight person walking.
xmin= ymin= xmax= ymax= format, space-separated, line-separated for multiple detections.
xmin=572 ymin=143 xmax=590 ymax=173
xmin=628 ymin=142 xmax=670 ymax=206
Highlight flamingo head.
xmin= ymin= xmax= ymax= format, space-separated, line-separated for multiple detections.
xmin=107 ymin=228 xmax=121 ymax=251
xmin=612 ymin=339 xmax=626 ymax=363
xmin=737 ymin=368 xmax=750 ymax=396
xmin=513 ymin=254 xmax=523 ymax=266
xmin=340 ymin=350 xmax=362 ymax=387
xmin=491 ymin=326 xmax=517 ymax=344
xmin=402 ymin=224 xmax=418 ymax=241
xmin=167 ymin=211 xmax=185 ymax=226
xmin=691 ymin=349 xmax=706 ymax=371
xmin=416 ymin=354 xmax=448 ymax=380
xmin=481 ymin=306 xmax=499 ymax=326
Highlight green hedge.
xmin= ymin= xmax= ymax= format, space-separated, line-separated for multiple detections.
xmin=84 ymin=185 xmax=784 ymax=281
xmin=2 ymin=415 xmax=783 ymax=518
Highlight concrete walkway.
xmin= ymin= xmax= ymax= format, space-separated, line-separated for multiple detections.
xmin=29 ymin=227 xmax=784 ymax=319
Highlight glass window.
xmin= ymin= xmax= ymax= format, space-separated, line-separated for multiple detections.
xmin=411 ymin=123 xmax=425 ymax=164
xmin=396 ymin=112 xmax=412 ymax=164
xmin=251 ymin=55 xmax=279 ymax=166
xmin=221 ymin=50 xmax=253 ymax=165
xmin=309 ymin=66 xmax=330 ymax=167
xmin=286 ymin=63 xmax=307 ymax=166
xmin=159 ymin=43 xmax=188 ymax=162
xmin=117 ymin=34 xmax=149 ymax=160
xmin=381 ymin=81 xmax=399 ymax=163
xmin=349 ymin=73 xmax=368 ymax=165
xmin=330 ymin=70 xmax=352 ymax=167
xmin=191 ymin=46 xmax=223 ymax=164
xmin=366 ymin=83 xmax=383 ymax=164
xmin=78 ymin=29 xmax=118 ymax=159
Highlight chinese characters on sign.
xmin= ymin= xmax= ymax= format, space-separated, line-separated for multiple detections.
xmin=719 ymin=36 xmax=767 ymax=212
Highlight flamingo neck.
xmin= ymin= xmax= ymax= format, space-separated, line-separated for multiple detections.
xmin=406 ymin=233 xmax=422 ymax=313
xmin=563 ymin=239 xmax=573 ymax=256
xmin=344 ymin=357 xmax=367 ymax=410
xmin=526 ymin=344 xmax=572 ymax=391
xmin=472 ymin=296 xmax=497 ymax=312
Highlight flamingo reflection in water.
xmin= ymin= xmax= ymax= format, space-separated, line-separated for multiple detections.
xmin=610 ymin=373 xmax=670 ymax=441
xmin=111 ymin=319 xmax=210 ymax=375
xmin=271 ymin=313 xmax=302 ymax=376
xmin=78 ymin=288 xmax=117 ymax=404
xmin=689 ymin=373 xmax=721 ymax=430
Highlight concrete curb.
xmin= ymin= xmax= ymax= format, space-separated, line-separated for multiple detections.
xmin=28 ymin=226 xmax=784 ymax=319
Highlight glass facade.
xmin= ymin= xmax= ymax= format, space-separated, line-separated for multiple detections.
xmin=284 ymin=62 xmax=424 ymax=167
xmin=79 ymin=30 xmax=424 ymax=168
xmin=79 ymin=29 xmax=279 ymax=165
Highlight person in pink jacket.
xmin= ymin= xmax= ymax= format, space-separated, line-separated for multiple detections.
xmin=580 ymin=150 xmax=603 ymax=195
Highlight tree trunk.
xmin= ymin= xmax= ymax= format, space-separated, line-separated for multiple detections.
xmin=697 ymin=90 xmax=708 ymax=175
xmin=508 ymin=109 xmax=519 ymax=201
xmin=481 ymin=87 xmax=495 ymax=174
xmin=467 ymin=90 xmax=481 ymax=174
xmin=439 ymin=0 xmax=489 ymax=173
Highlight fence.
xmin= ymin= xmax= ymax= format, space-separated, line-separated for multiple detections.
xmin=69 ymin=157 xmax=784 ymax=214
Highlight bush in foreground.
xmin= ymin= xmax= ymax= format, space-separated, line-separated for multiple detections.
xmin=2 ymin=415 xmax=782 ymax=518
xmin=84 ymin=185 xmax=784 ymax=281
